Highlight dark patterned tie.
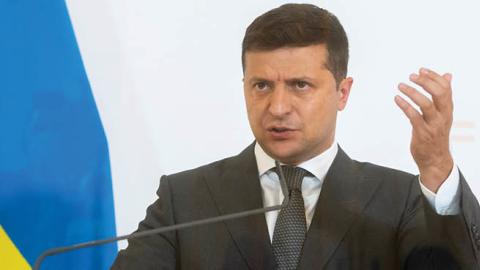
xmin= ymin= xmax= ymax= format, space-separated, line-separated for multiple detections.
xmin=272 ymin=166 xmax=309 ymax=270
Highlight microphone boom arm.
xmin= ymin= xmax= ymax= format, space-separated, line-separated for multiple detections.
xmin=33 ymin=161 xmax=289 ymax=270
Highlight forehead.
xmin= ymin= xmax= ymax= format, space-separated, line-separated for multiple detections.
xmin=243 ymin=44 xmax=329 ymax=79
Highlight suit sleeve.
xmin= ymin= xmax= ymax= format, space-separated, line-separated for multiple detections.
xmin=398 ymin=172 xmax=480 ymax=269
xmin=457 ymin=172 xmax=480 ymax=265
xmin=110 ymin=176 xmax=178 ymax=270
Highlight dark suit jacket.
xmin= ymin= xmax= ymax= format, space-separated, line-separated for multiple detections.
xmin=111 ymin=144 xmax=480 ymax=269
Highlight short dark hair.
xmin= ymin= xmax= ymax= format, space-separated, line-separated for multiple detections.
xmin=242 ymin=3 xmax=349 ymax=85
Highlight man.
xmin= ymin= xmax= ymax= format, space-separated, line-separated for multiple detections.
xmin=112 ymin=4 xmax=480 ymax=269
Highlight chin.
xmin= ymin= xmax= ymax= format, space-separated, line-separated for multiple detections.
xmin=263 ymin=142 xmax=302 ymax=164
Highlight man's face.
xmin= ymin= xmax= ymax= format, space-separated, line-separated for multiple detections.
xmin=243 ymin=44 xmax=353 ymax=165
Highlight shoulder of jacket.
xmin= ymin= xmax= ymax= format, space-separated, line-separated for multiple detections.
xmin=352 ymin=159 xmax=416 ymax=183
xmin=161 ymin=154 xmax=238 ymax=182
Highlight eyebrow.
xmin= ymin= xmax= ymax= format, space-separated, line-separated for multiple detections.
xmin=247 ymin=76 xmax=315 ymax=85
xmin=247 ymin=77 xmax=272 ymax=85
xmin=285 ymin=77 xmax=315 ymax=84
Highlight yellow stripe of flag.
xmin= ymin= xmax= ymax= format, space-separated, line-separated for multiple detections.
xmin=0 ymin=225 xmax=31 ymax=270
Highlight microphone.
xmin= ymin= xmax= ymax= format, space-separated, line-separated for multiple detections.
xmin=33 ymin=160 xmax=290 ymax=270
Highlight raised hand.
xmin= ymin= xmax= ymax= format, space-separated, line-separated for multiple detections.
xmin=394 ymin=67 xmax=454 ymax=193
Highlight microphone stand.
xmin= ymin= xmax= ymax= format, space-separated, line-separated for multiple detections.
xmin=33 ymin=161 xmax=289 ymax=270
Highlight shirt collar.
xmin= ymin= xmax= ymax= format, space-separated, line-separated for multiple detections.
xmin=254 ymin=141 xmax=338 ymax=181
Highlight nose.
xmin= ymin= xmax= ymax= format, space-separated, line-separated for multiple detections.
xmin=268 ymin=85 xmax=292 ymax=117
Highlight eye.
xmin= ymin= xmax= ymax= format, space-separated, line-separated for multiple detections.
xmin=254 ymin=81 xmax=270 ymax=91
xmin=295 ymin=80 xmax=310 ymax=90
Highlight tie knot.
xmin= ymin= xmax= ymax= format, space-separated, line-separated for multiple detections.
xmin=275 ymin=166 xmax=309 ymax=191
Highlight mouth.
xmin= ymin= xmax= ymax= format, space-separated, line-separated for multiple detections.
xmin=269 ymin=127 xmax=292 ymax=132
xmin=267 ymin=126 xmax=296 ymax=139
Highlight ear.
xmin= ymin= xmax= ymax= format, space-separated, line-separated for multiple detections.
xmin=337 ymin=77 xmax=353 ymax=111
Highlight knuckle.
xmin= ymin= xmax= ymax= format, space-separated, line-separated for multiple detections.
xmin=439 ymin=79 xmax=449 ymax=89
xmin=404 ymin=86 xmax=415 ymax=95
xmin=438 ymin=89 xmax=448 ymax=98
xmin=407 ymin=107 xmax=417 ymax=117
xmin=424 ymin=101 xmax=434 ymax=111
xmin=415 ymin=76 xmax=425 ymax=84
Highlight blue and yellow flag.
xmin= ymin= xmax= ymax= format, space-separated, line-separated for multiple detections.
xmin=0 ymin=0 xmax=117 ymax=269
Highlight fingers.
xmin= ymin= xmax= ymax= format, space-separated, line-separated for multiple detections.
xmin=418 ymin=68 xmax=450 ymax=89
xmin=398 ymin=83 xmax=436 ymax=121
xmin=394 ymin=95 xmax=427 ymax=130
xmin=395 ymin=67 xmax=454 ymax=135
xmin=408 ymin=68 xmax=453 ymax=113
xmin=443 ymin=73 xmax=452 ymax=83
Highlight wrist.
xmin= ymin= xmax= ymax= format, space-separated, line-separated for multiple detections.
xmin=419 ymin=156 xmax=454 ymax=193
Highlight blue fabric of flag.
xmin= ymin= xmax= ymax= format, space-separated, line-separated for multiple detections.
xmin=0 ymin=0 xmax=118 ymax=269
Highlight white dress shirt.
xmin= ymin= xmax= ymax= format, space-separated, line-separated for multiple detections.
xmin=254 ymin=142 xmax=461 ymax=241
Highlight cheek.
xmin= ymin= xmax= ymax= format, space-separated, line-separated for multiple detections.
xmin=246 ymin=98 xmax=265 ymax=121
xmin=246 ymin=103 xmax=264 ymax=131
xmin=301 ymin=96 xmax=338 ymax=131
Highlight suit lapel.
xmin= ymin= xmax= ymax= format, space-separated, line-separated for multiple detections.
xmin=203 ymin=143 xmax=276 ymax=270
xmin=298 ymin=147 xmax=383 ymax=269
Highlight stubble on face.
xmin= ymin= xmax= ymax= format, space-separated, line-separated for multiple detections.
xmin=243 ymin=44 xmax=348 ymax=165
